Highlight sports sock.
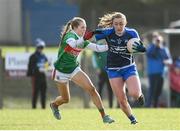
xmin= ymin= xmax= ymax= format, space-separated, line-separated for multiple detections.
xmin=128 ymin=115 xmax=136 ymax=122
xmin=98 ymin=108 xmax=105 ymax=118
xmin=52 ymin=102 xmax=58 ymax=108
xmin=137 ymin=94 xmax=145 ymax=106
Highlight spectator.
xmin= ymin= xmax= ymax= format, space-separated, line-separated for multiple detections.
xmin=27 ymin=38 xmax=49 ymax=109
xmin=170 ymin=58 xmax=180 ymax=107
xmin=146 ymin=33 xmax=172 ymax=107
xmin=92 ymin=42 xmax=114 ymax=108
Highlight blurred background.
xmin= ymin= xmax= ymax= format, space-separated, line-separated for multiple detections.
xmin=0 ymin=0 xmax=180 ymax=109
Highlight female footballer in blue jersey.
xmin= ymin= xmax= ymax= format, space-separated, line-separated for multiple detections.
xmin=94 ymin=12 xmax=146 ymax=124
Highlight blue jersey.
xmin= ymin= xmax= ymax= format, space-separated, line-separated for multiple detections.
xmin=95 ymin=27 xmax=140 ymax=69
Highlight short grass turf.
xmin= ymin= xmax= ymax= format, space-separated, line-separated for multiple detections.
xmin=0 ymin=108 xmax=179 ymax=130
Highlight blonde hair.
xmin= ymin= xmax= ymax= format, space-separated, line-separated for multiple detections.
xmin=98 ymin=12 xmax=127 ymax=28
xmin=61 ymin=17 xmax=86 ymax=39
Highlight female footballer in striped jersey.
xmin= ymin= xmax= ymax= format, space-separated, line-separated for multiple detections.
xmin=94 ymin=12 xmax=146 ymax=124
xmin=50 ymin=17 xmax=114 ymax=124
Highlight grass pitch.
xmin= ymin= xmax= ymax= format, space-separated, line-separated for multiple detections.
xmin=0 ymin=108 xmax=179 ymax=130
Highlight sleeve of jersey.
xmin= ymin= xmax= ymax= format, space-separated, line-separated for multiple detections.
xmin=130 ymin=29 xmax=140 ymax=39
xmin=94 ymin=28 xmax=114 ymax=41
xmin=64 ymin=33 xmax=84 ymax=48
xmin=86 ymin=42 xmax=108 ymax=52
xmin=66 ymin=37 xmax=84 ymax=48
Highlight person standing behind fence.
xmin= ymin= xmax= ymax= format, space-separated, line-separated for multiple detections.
xmin=92 ymin=44 xmax=113 ymax=108
xmin=169 ymin=57 xmax=180 ymax=107
xmin=27 ymin=38 xmax=49 ymax=109
xmin=146 ymin=33 xmax=172 ymax=107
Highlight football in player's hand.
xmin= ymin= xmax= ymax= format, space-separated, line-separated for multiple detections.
xmin=127 ymin=38 xmax=146 ymax=53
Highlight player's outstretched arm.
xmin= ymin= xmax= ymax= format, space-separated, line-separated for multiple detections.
xmin=86 ymin=42 xmax=108 ymax=52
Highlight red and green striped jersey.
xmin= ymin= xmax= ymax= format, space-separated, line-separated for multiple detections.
xmin=54 ymin=31 xmax=89 ymax=73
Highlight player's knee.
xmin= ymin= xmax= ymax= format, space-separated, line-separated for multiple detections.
xmin=130 ymin=91 xmax=141 ymax=99
xmin=132 ymin=93 xmax=140 ymax=100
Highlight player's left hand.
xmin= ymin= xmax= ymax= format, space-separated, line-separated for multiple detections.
xmin=132 ymin=40 xmax=146 ymax=53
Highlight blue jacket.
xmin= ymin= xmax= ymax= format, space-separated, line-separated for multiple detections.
xmin=146 ymin=43 xmax=171 ymax=75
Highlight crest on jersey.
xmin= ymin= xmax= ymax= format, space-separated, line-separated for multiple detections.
xmin=117 ymin=38 xmax=122 ymax=45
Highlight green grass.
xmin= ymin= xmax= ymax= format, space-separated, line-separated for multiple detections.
xmin=0 ymin=108 xmax=180 ymax=130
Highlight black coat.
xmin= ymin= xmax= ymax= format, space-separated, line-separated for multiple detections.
xmin=27 ymin=51 xmax=48 ymax=77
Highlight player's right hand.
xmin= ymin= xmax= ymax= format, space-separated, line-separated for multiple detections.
xmin=83 ymin=30 xmax=94 ymax=40
xmin=92 ymin=30 xmax=103 ymax=34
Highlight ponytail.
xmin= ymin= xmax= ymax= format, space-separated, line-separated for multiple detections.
xmin=61 ymin=20 xmax=72 ymax=40
xmin=98 ymin=13 xmax=113 ymax=28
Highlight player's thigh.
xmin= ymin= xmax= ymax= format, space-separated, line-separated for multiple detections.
xmin=109 ymin=78 xmax=126 ymax=99
xmin=56 ymin=82 xmax=70 ymax=99
xmin=126 ymin=75 xmax=142 ymax=98
xmin=71 ymin=70 xmax=95 ymax=91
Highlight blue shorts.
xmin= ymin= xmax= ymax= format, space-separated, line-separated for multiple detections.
xmin=106 ymin=65 xmax=138 ymax=81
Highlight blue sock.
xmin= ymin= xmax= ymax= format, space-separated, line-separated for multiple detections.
xmin=128 ymin=115 xmax=136 ymax=122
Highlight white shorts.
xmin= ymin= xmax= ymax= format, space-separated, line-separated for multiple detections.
xmin=51 ymin=66 xmax=81 ymax=83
